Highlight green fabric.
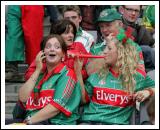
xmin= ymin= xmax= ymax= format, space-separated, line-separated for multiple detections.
xmin=90 ymin=41 xmax=106 ymax=55
xmin=143 ymin=5 xmax=155 ymax=26
xmin=75 ymin=27 xmax=94 ymax=52
xmin=96 ymin=8 xmax=122 ymax=23
xmin=134 ymin=74 xmax=155 ymax=92
xmin=76 ymin=27 xmax=83 ymax=36
xmin=5 ymin=5 xmax=25 ymax=61
xmin=26 ymin=66 xmax=81 ymax=125
xmin=81 ymin=71 xmax=155 ymax=124
xmin=116 ymin=28 xmax=126 ymax=41
xmin=50 ymin=82 xmax=81 ymax=125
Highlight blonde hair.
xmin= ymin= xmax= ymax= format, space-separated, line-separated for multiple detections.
xmin=116 ymin=40 xmax=138 ymax=93
xmin=88 ymin=39 xmax=139 ymax=94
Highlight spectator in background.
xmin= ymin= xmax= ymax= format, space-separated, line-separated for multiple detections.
xmin=142 ymin=5 xmax=155 ymax=38
xmin=79 ymin=5 xmax=97 ymax=42
xmin=5 ymin=5 xmax=25 ymax=82
xmin=94 ymin=5 xmax=111 ymax=43
xmin=80 ymin=5 xmax=96 ymax=31
xmin=119 ymin=5 xmax=155 ymax=73
xmin=119 ymin=5 xmax=155 ymax=47
xmin=62 ymin=5 xmax=94 ymax=52
xmin=21 ymin=5 xmax=44 ymax=65
xmin=79 ymin=5 xmax=111 ymax=43
xmin=44 ymin=5 xmax=62 ymax=24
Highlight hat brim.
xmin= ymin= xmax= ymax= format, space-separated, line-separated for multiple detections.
xmin=96 ymin=17 xmax=122 ymax=24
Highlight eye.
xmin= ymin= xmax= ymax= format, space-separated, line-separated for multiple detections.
xmin=45 ymin=44 xmax=51 ymax=49
xmin=55 ymin=46 xmax=61 ymax=49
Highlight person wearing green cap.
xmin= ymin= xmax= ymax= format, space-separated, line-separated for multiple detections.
xmin=90 ymin=8 xmax=123 ymax=56
xmin=74 ymin=27 xmax=155 ymax=125
xmin=88 ymin=8 xmax=145 ymax=78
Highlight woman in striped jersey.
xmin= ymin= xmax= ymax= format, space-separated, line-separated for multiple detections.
xmin=75 ymin=28 xmax=155 ymax=125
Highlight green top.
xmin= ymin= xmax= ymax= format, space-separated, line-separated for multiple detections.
xmin=80 ymin=70 xmax=155 ymax=124
xmin=75 ymin=27 xmax=94 ymax=52
xmin=25 ymin=64 xmax=81 ymax=124
xmin=90 ymin=41 xmax=106 ymax=55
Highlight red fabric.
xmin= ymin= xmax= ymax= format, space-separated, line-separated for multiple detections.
xmin=24 ymin=59 xmax=46 ymax=80
xmin=21 ymin=5 xmax=44 ymax=65
xmin=36 ymin=63 xmax=65 ymax=90
xmin=64 ymin=42 xmax=89 ymax=80
xmin=92 ymin=87 xmax=135 ymax=107
xmin=25 ymin=42 xmax=89 ymax=81
xmin=26 ymin=89 xmax=55 ymax=110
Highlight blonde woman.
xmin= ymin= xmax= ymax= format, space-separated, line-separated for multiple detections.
xmin=75 ymin=28 xmax=155 ymax=125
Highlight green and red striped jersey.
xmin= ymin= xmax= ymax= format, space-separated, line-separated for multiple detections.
xmin=25 ymin=63 xmax=81 ymax=125
xmin=81 ymin=69 xmax=155 ymax=124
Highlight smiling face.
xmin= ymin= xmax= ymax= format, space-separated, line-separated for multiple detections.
xmin=99 ymin=20 xmax=122 ymax=40
xmin=44 ymin=37 xmax=64 ymax=65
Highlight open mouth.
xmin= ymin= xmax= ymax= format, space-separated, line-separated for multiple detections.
xmin=49 ymin=54 xmax=56 ymax=57
xmin=68 ymin=39 xmax=73 ymax=42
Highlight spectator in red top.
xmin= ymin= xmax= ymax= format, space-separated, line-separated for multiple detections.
xmin=21 ymin=5 xmax=44 ymax=65
xmin=25 ymin=19 xmax=89 ymax=80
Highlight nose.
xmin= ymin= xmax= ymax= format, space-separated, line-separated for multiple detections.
xmin=50 ymin=46 xmax=56 ymax=51
xmin=68 ymin=32 xmax=74 ymax=38
xmin=131 ymin=10 xmax=136 ymax=15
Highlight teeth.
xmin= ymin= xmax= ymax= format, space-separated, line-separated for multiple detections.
xmin=49 ymin=54 xmax=55 ymax=56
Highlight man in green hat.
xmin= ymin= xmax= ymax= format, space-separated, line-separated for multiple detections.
xmin=88 ymin=8 xmax=145 ymax=78
xmin=90 ymin=8 xmax=123 ymax=55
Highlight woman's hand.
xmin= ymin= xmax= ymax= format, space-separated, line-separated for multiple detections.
xmin=74 ymin=57 xmax=83 ymax=76
xmin=35 ymin=51 xmax=46 ymax=72
xmin=133 ymin=90 xmax=151 ymax=102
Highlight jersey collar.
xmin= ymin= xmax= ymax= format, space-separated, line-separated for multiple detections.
xmin=109 ymin=67 xmax=119 ymax=78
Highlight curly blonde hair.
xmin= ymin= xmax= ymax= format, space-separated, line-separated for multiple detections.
xmin=87 ymin=38 xmax=139 ymax=94
xmin=116 ymin=40 xmax=139 ymax=93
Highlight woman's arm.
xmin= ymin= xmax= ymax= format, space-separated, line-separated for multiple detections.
xmin=24 ymin=104 xmax=60 ymax=124
xmin=74 ymin=58 xmax=87 ymax=104
xmin=18 ymin=51 xmax=45 ymax=102
xmin=18 ymin=69 xmax=41 ymax=102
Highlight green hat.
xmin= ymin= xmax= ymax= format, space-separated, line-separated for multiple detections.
xmin=96 ymin=8 xmax=122 ymax=23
